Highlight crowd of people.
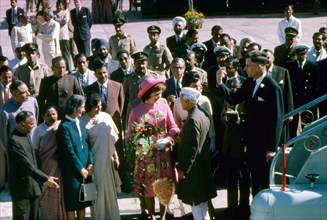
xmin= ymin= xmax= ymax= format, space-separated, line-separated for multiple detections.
xmin=0 ymin=0 xmax=327 ymax=220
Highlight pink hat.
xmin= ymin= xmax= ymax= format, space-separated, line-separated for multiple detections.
xmin=137 ymin=76 xmax=165 ymax=99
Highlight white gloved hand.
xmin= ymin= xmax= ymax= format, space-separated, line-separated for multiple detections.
xmin=155 ymin=138 xmax=170 ymax=150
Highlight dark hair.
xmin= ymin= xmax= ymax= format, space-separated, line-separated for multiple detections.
xmin=15 ymin=111 xmax=33 ymax=124
xmin=0 ymin=56 xmax=9 ymax=62
xmin=182 ymin=71 xmax=201 ymax=87
xmin=186 ymin=28 xmax=198 ymax=38
xmin=141 ymin=83 xmax=166 ymax=102
xmin=284 ymin=4 xmax=294 ymax=10
xmin=9 ymin=80 xmax=25 ymax=93
xmin=75 ymin=53 xmax=88 ymax=62
xmin=94 ymin=61 xmax=107 ymax=71
xmin=117 ymin=49 xmax=130 ymax=58
xmin=312 ymin=32 xmax=323 ymax=39
xmin=41 ymin=103 xmax=58 ymax=116
xmin=248 ymin=42 xmax=262 ymax=51
xmin=52 ymin=56 xmax=66 ymax=67
xmin=211 ymin=25 xmax=223 ymax=32
xmin=262 ymin=49 xmax=274 ymax=55
xmin=245 ymin=50 xmax=268 ymax=65
xmin=0 ymin=66 xmax=13 ymax=75
xmin=220 ymin=33 xmax=231 ymax=40
xmin=85 ymin=92 xmax=102 ymax=113
xmin=56 ymin=0 xmax=65 ymax=6
xmin=65 ymin=94 xmax=85 ymax=115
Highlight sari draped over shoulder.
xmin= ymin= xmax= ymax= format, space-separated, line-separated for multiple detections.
xmin=82 ymin=112 xmax=121 ymax=220
xmin=37 ymin=121 xmax=66 ymax=220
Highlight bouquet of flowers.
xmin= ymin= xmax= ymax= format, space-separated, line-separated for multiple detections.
xmin=183 ymin=0 xmax=204 ymax=29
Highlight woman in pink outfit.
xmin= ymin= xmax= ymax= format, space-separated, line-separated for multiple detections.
xmin=127 ymin=76 xmax=179 ymax=220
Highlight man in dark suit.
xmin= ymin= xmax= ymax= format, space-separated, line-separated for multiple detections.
xmin=163 ymin=57 xmax=185 ymax=107
xmin=84 ymin=62 xmax=127 ymax=190
xmin=6 ymin=0 xmax=24 ymax=36
xmin=204 ymin=47 xmax=232 ymax=165
xmin=166 ymin=16 xmax=187 ymax=57
xmin=264 ymin=49 xmax=294 ymax=142
xmin=274 ymin=27 xmax=298 ymax=68
xmin=38 ymin=56 xmax=83 ymax=119
xmin=7 ymin=111 xmax=59 ymax=220
xmin=0 ymin=66 xmax=13 ymax=107
xmin=285 ymin=45 xmax=320 ymax=138
xmin=177 ymin=87 xmax=217 ymax=219
xmin=110 ymin=50 xmax=134 ymax=84
xmin=70 ymin=0 xmax=92 ymax=56
xmin=174 ymin=28 xmax=199 ymax=59
xmin=203 ymin=25 xmax=223 ymax=68
xmin=216 ymin=51 xmax=284 ymax=196
xmin=317 ymin=57 xmax=327 ymax=117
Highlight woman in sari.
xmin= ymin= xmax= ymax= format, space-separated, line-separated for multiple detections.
xmin=127 ymin=76 xmax=179 ymax=220
xmin=32 ymin=103 xmax=66 ymax=220
xmin=81 ymin=92 xmax=121 ymax=220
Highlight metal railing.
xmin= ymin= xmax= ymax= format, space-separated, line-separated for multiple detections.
xmin=269 ymin=94 xmax=327 ymax=185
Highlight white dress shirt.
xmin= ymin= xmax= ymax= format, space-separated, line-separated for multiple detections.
xmin=277 ymin=15 xmax=302 ymax=44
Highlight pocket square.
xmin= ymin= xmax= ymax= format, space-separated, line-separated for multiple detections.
xmin=279 ymin=80 xmax=284 ymax=84
xmin=257 ymin=97 xmax=265 ymax=102
xmin=83 ymin=15 xmax=87 ymax=18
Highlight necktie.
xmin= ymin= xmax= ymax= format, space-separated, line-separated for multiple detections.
xmin=176 ymin=80 xmax=181 ymax=97
xmin=316 ymin=51 xmax=320 ymax=58
xmin=4 ymin=87 xmax=9 ymax=102
xmin=82 ymin=75 xmax=87 ymax=88
xmin=100 ymin=85 xmax=108 ymax=110
xmin=76 ymin=8 xmax=79 ymax=18
xmin=251 ymin=79 xmax=257 ymax=98
xmin=12 ymin=8 xmax=16 ymax=24
xmin=299 ymin=62 xmax=303 ymax=70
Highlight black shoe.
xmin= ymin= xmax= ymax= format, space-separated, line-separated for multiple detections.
xmin=139 ymin=211 xmax=149 ymax=220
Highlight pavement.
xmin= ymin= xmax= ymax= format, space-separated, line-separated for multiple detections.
xmin=0 ymin=0 xmax=327 ymax=219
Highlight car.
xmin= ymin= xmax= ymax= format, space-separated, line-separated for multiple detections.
xmin=251 ymin=95 xmax=327 ymax=220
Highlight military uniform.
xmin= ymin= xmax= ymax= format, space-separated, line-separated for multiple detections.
xmin=14 ymin=43 xmax=51 ymax=97
xmin=123 ymin=70 xmax=158 ymax=103
xmin=109 ymin=18 xmax=137 ymax=60
xmin=144 ymin=25 xmax=173 ymax=78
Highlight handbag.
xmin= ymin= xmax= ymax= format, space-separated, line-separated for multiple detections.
xmin=79 ymin=176 xmax=97 ymax=202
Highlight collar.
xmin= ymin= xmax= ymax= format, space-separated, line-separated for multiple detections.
xmin=97 ymin=80 xmax=108 ymax=88
xmin=0 ymin=82 xmax=11 ymax=89
xmin=255 ymin=72 xmax=266 ymax=86
xmin=285 ymin=15 xmax=295 ymax=21
xmin=65 ymin=115 xmax=78 ymax=123
xmin=27 ymin=62 xmax=40 ymax=71
xmin=150 ymin=42 xmax=160 ymax=48
xmin=116 ymin=33 xmax=128 ymax=39
xmin=268 ymin=64 xmax=274 ymax=73
xmin=298 ymin=60 xmax=306 ymax=66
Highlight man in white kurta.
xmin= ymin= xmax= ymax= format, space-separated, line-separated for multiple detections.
xmin=277 ymin=5 xmax=302 ymax=44
xmin=10 ymin=13 xmax=34 ymax=55
xmin=36 ymin=10 xmax=61 ymax=68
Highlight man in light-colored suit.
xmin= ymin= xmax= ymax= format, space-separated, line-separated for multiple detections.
xmin=70 ymin=53 xmax=96 ymax=93
xmin=36 ymin=9 xmax=61 ymax=69
xmin=10 ymin=12 xmax=34 ymax=55
xmin=54 ymin=0 xmax=74 ymax=71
